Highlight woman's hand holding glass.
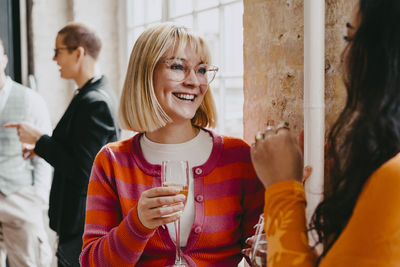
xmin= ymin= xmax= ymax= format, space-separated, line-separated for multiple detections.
xmin=137 ymin=187 xmax=186 ymax=230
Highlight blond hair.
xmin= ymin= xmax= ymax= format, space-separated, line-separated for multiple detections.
xmin=119 ymin=23 xmax=217 ymax=132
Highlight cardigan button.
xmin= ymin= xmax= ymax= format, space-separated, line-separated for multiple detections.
xmin=194 ymin=226 xmax=202 ymax=234
xmin=195 ymin=195 xmax=204 ymax=202
xmin=195 ymin=168 xmax=203 ymax=175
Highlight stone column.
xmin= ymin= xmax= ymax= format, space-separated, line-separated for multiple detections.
xmin=243 ymin=0 xmax=356 ymax=143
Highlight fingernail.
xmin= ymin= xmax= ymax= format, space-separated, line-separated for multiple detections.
xmin=241 ymin=249 xmax=246 ymax=254
xmin=245 ymin=237 xmax=251 ymax=244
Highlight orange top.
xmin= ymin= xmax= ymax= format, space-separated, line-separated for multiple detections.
xmin=264 ymin=153 xmax=400 ymax=266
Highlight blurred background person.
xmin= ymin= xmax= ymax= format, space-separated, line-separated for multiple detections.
xmin=4 ymin=22 xmax=120 ymax=267
xmin=0 ymin=38 xmax=53 ymax=267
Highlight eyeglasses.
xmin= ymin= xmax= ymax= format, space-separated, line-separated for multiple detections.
xmin=53 ymin=46 xmax=77 ymax=57
xmin=159 ymin=59 xmax=219 ymax=85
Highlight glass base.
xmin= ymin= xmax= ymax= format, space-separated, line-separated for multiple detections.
xmin=166 ymin=264 xmax=187 ymax=267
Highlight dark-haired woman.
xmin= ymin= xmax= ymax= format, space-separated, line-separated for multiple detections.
xmin=251 ymin=0 xmax=400 ymax=266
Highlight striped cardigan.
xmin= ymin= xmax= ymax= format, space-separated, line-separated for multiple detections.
xmin=80 ymin=130 xmax=264 ymax=266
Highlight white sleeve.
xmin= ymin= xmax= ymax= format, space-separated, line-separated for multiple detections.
xmin=26 ymin=90 xmax=53 ymax=205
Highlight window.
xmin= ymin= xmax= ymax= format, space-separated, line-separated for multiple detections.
xmin=126 ymin=0 xmax=244 ymax=137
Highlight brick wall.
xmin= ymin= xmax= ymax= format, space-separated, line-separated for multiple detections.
xmin=243 ymin=0 xmax=357 ymax=143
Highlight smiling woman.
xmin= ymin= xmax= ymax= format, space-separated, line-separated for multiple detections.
xmin=127 ymin=0 xmax=245 ymax=137
xmin=152 ymin=44 xmax=212 ymax=127
xmin=79 ymin=22 xmax=264 ymax=267
xmin=119 ymin=23 xmax=218 ymax=135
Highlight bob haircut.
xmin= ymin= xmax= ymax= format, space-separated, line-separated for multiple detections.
xmin=119 ymin=22 xmax=217 ymax=132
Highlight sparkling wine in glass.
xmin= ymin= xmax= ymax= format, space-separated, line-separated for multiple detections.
xmin=161 ymin=160 xmax=189 ymax=267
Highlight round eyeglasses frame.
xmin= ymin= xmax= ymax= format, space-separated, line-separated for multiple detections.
xmin=159 ymin=59 xmax=219 ymax=85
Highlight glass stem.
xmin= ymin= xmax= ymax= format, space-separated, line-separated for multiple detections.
xmin=174 ymin=219 xmax=182 ymax=264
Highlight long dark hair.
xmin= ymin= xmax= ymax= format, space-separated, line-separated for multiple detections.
xmin=311 ymin=0 xmax=400 ymax=260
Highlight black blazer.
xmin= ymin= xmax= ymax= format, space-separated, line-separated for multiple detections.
xmin=35 ymin=76 xmax=119 ymax=240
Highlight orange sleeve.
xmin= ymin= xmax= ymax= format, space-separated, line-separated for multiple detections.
xmin=264 ymin=154 xmax=400 ymax=267
xmin=320 ymin=156 xmax=400 ymax=266
xmin=264 ymin=180 xmax=316 ymax=266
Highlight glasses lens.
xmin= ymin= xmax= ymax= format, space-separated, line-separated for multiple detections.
xmin=193 ymin=65 xmax=218 ymax=85
xmin=173 ymin=69 xmax=186 ymax=82
xmin=163 ymin=60 xmax=218 ymax=85
xmin=164 ymin=60 xmax=186 ymax=81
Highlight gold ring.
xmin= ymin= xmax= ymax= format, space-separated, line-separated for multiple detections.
xmin=255 ymin=131 xmax=264 ymax=141
xmin=277 ymin=121 xmax=290 ymax=131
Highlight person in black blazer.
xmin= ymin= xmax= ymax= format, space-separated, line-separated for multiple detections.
xmin=4 ymin=22 xmax=120 ymax=267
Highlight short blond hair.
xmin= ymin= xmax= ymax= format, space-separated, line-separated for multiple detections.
xmin=119 ymin=23 xmax=217 ymax=132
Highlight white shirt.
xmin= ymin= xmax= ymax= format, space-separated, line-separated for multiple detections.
xmin=0 ymin=77 xmax=12 ymax=114
xmin=140 ymin=129 xmax=213 ymax=247
xmin=0 ymin=76 xmax=53 ymax=204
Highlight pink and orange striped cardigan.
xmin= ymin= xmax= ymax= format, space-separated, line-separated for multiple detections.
xmin=80 ymin=129 xmax=264 ymax=266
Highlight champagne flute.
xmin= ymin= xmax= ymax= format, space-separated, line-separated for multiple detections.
xmin=250 ymin=214 xmax=267 ymax=267
xmin=161 ymin=160 xmax=189 ymax=267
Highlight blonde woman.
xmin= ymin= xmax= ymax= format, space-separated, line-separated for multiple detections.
xmin=80 ymin=23 xmax=264 ymax=266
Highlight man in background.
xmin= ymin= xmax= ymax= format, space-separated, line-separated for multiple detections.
xmin=0 ymin=38 xmax=53 ymax=266
xmin=4 ymin=22 xmax=120 ymax=266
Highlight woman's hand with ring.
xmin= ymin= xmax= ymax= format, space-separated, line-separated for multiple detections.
xmin=251 ymin=122 xmax=303 ymax=188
